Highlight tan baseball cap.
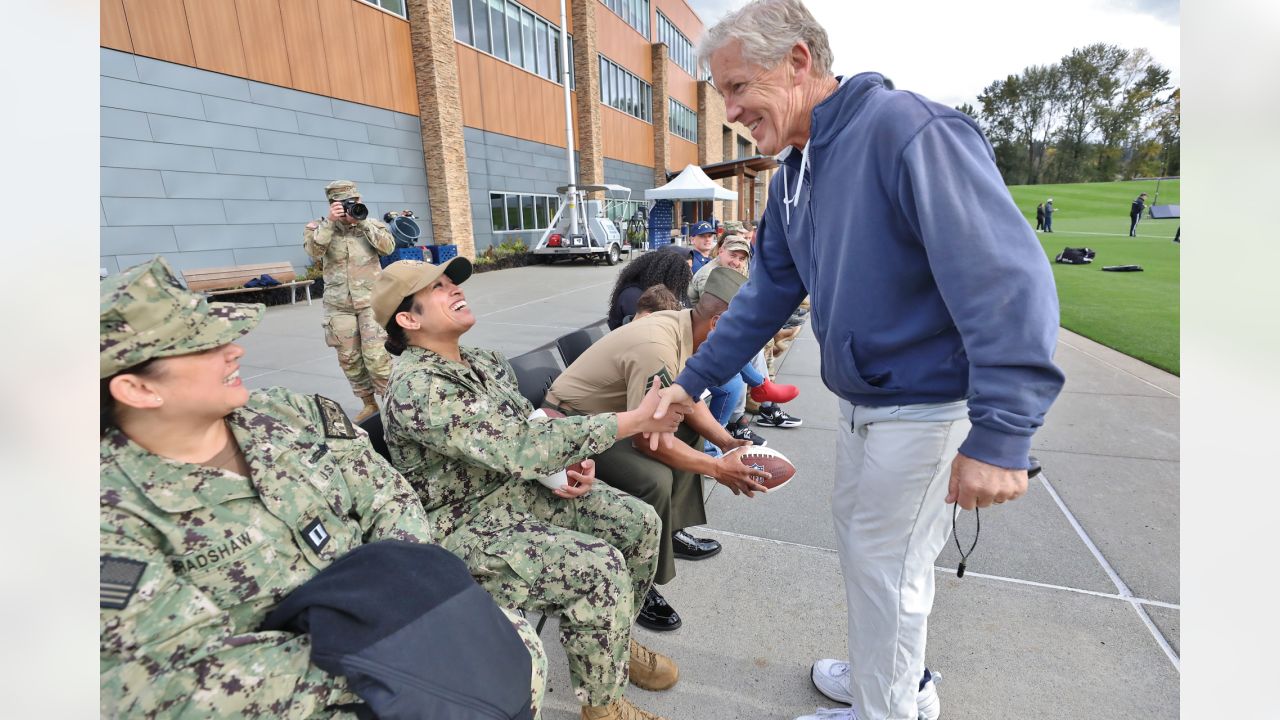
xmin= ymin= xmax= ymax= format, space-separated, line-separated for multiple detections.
xmin=100 ymin=257 xmax=263 ymax=378
xmin=719 ymin=236 xmax=751 ymax=256
xmin=372 ymin=257 xmax=474 ymax=327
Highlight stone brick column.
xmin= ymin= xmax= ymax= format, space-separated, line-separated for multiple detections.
xmin=651 ymin=43 xmax=670 ymax=188
xmin=571 ymin=0 xmax=604 ymax=193
xmin=407 ymin=0 xmax=474 ymax=258
xmin=698 ymin=80 xmax=730 ymax=219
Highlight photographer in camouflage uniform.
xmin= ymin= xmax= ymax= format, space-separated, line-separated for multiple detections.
xmin=374 ymin=259 xmax=691 ymax=720
xmin=100 ymin=257 xmax=547 ymax=718
xmin=303 ymin=180 xmax=395 ymax=422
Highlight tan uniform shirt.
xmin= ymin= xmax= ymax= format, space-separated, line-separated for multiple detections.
xmin=547 ymin=309 xmax=694 ymax=415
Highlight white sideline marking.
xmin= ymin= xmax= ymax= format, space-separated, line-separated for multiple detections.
xmin=478 ymin=280 xmax=616 ymax=317
xmin=1057 ymin=338 xmax=1179 ymax=398
xmin=1037 ymin=473 xmax=1181 ymax=671
xmin=693 ymin=526 xmax=1179 ymax=611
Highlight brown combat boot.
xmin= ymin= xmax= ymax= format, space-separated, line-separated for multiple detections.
xmin=353 ymin=396 xmax=379 ymax=423
xmin=580 ymin=696 xmax=668 ymax=720
xmin=628 ymin=638 xmax=678 ymax=691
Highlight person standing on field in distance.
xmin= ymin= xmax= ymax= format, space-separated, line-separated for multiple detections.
xmin=1035 ymin=202 xmax=1045 ymax=231
xmin=1043 ymin=196 xmax=1056 ymax=232
xmin=304 ymin=180 xmax=396 ymax=422
xmin=650 ymin=2 xmax=1065 ymax=719
xmin=1129 ymin=192 xmax=1147 ymax=236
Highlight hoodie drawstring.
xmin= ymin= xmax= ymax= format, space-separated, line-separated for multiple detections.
xmin=782 ymin=141 xmax=810 ymax=225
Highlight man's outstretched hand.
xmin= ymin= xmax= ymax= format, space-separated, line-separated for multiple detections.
xmin=947 ymin=453 xmax=1028 ymax=510
xmin=646 ymin=384 xmax=696 ymax=450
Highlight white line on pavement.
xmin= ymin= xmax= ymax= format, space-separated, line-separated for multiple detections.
xmin=478 ymin=280 xmax=617 ymax=317
xmin=691 ymin=526 xmax=1179 ymax=611
xmin=1038 ymin=473 xmax=1181 ymax=671
xmin=1057 ymin=338 xmax=1179 ymax=398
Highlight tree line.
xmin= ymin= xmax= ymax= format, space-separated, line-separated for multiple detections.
xmin=955 ymin=43 xmax=1179 ymax=187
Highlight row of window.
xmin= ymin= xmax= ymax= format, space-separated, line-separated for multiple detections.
xmin=606 ymin=200 xmax=648 ymax=227
xmin=669 ymin=98 xmax=697 ymax=142
xmin=599 ymin=56 xmax=653 ymax=123
xmin=656 ymin=11 xmax=698 ymax=79
xmin=453 ymin=0 xmax=575 ymax=88
xmin=600 ymin=0 xmax=650 ymax=38
xmin=491 ymin=192 xmax=562 ymax=233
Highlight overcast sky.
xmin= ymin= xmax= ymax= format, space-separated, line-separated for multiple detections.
xmin=685 ymin=0 xmax=1180 ymax=109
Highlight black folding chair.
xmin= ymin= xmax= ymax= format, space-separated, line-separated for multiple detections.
xmin=356 ymin=412 xmax=392 ymax=463
xmin=507 ymin=348 xmax=565 ymax=409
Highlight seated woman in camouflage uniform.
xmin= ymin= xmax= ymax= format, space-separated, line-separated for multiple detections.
xmin=375 ymin=259 xmax=690 ymax=720
xmin=99 ymin=257 xmax=547 ymax=718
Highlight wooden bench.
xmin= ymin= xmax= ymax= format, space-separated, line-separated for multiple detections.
xmin=182 ymin=262 xmax=314 ymax=305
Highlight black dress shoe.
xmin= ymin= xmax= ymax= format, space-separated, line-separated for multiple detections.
xmin=672 ymin=529 xmax=722 ymax=560
xmin=637 ymin=587 xmax=681 ymax=631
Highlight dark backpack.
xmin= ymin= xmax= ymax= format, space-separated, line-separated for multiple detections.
xmin=1054 ymin=247 xmax=1096 ymax=265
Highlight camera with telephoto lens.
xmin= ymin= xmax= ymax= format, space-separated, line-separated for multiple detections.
xmin=341 ymin=197 xmax=368 ymax=221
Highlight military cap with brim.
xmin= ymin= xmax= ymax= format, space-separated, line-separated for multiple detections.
xmin=100 ymin=257 xmax=263 ymax=378
xmin=723 ymin=220 xmax=746 ymax=235
xmin=719 ymin=236 xmax=751 ymax=256
xmin=325 ymin=180 xmax=360 ymax=202
xmin=372 ymin=257 xmax=474 ymax=327
xmin=703 ymin=266 xmax=747 ymax=305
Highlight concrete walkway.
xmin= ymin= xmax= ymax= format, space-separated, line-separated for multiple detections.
xmin=239 ymin=259 xmax=1179 ymax=720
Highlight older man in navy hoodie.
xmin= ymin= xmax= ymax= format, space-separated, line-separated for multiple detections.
xmin=651 ymin=2 xmax=1065 ymax=719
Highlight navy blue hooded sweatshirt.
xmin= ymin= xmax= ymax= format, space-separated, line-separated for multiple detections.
xmin=676 ymin=73 xmax=1064 ymax=469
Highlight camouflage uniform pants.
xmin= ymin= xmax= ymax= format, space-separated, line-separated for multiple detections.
xmin=445 ymin=482 xmax=661 ymax=707
xmin=322 ymin=306 xmax=391 ymax=399
xmin=505 ymin=607 xmax=549 ymax=719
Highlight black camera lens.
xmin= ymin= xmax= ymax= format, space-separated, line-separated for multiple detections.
xmin=342 ymin=198 xmax=369 ymax=221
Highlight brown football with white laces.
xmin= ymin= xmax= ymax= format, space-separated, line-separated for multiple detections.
xmin=732 ymin=446 xmax=796 ymax=492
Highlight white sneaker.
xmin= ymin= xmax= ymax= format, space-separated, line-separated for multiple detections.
xmin=794 ymin=709 xmax=858 ymax=720
xmin=810 ymin=660 xmax=941 ymax=720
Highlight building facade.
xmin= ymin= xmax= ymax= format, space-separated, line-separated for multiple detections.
xmin=100 ymin=0 xmax=767 ymax=273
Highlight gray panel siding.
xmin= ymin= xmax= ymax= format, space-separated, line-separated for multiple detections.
xmin=463 ymin=127 xmax=580 ymax=252
xmin=101 ymin=52 xmax=431 ymax=274
xmin=603 ymin=158 xmax=656 ymax=194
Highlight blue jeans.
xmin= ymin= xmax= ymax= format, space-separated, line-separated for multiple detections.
xmin=707 ymin=375 xmax=747 ymax=428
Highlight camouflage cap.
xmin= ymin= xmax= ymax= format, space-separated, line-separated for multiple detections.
xmin=723 ymin=220 xmax=746 ymax=235
xmin=325 ymin=180 xmax=360 ymax=202
xmin=371 ymin=257 xmax=474 ymax=327
xmin=100 ymin=257 xmax=264 ymax=378
xmin=703 ymin=265 xmax=747 ymax=305
xmin=719 ymin=236 xmax=751 ymax=256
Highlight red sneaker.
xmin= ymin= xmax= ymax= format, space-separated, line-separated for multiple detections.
xmin=749 ymin=378 xmax=799 ymax=404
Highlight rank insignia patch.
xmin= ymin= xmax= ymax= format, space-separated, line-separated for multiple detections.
xmin=315 ymin=394 xmax=356 ymax=439
xmin=101 ymin=556 xmax=147 ymax=610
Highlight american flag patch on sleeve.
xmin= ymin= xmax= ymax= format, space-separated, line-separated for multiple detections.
xmin=101 ymin=556 xmax=147 ymax=610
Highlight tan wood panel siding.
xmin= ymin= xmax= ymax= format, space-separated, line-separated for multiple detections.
xmin=279 ymin=0 xmax=333 ymax=97
xmin=460 ymin=43 xmax=574 ymax=148
xmin=102 ymin=0 xmax=134 ymax=52
xmin=351 ymin=3 xmax=394 ymax=109
xmin=235 ymin=0 xmax=294 ymax=87
xmin=316 ymin=0 xmax=367 ymax=105
xmin=522 ymin=0 xmax=571 ymax=32
xmin=596 ymin=7 xmax=650 ymax=80
xmin=185 ymin=0 xmax=249 ymax=78
xmin=669 ymin=136 xmax=698 ymax=172
xmin=456 ymin=45 xmax=486 ymax=129
xmin=105 ymin=0 xmax=417 ymax=114
xmin=122 ymin=0 xmax=195 ymax=66
xmin=602 ymin=107 xmax=654 ymax=167
xmin=382 ymin=14 xmax=419 ymax=114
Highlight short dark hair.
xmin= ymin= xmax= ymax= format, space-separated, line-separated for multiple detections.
xmin=100 ymin=358 xmax=163 ymax=437
xmin=383 ymin=295 xmax=419 ymax=356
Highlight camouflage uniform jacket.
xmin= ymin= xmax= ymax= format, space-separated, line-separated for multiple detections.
xmin=688 ymin=257 xmax=749 ymax=304
xmin=303 ymin=219 xmax=395 ymax=312
xmin=100 ymin=387 xmax=430 ymax=719
xmin=384 ymin=345 xmax=619 ymax=539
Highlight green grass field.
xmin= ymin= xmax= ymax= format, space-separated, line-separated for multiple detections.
xmin=1006 ymin=180 xmax=1180 ymax=375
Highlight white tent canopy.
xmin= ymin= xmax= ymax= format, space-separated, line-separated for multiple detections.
xmin=644 ymin=164 xmax=736 ymax=201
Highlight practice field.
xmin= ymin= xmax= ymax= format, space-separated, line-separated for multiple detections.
xmin=1007 ymin=180 xmax=1180 ymax=374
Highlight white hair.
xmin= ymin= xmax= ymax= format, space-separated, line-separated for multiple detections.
xmin=699 ymin=0 xmax=834 ymax=77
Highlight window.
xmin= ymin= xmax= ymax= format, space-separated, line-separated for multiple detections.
xmin=598 ymin=55 xmax=652 ymax=123
xmin=656 ymin=12 xmax=698 ymax=78
xmin=600 ymin=0 xmax=649 ymax=38
xmin=454 ymin=0 xmax=574 ymax=86
xmin=491 ymin=192 xmax=561 ymax=233
xmin=669 ymin=98 xmax=697 ymax=142
xmin=362 ymin=0 xmax=407 ymax=18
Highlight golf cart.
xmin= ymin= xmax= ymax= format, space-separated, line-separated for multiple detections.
xmin=529 ymin=184 xmax=633 ymax=265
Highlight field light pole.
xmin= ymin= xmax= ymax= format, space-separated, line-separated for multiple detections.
xmin=558 ymin=0 xmax=578 ymax=239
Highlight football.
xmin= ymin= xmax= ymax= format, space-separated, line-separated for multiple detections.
xmin=733 ymin=446 xmax=797 ymax=492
